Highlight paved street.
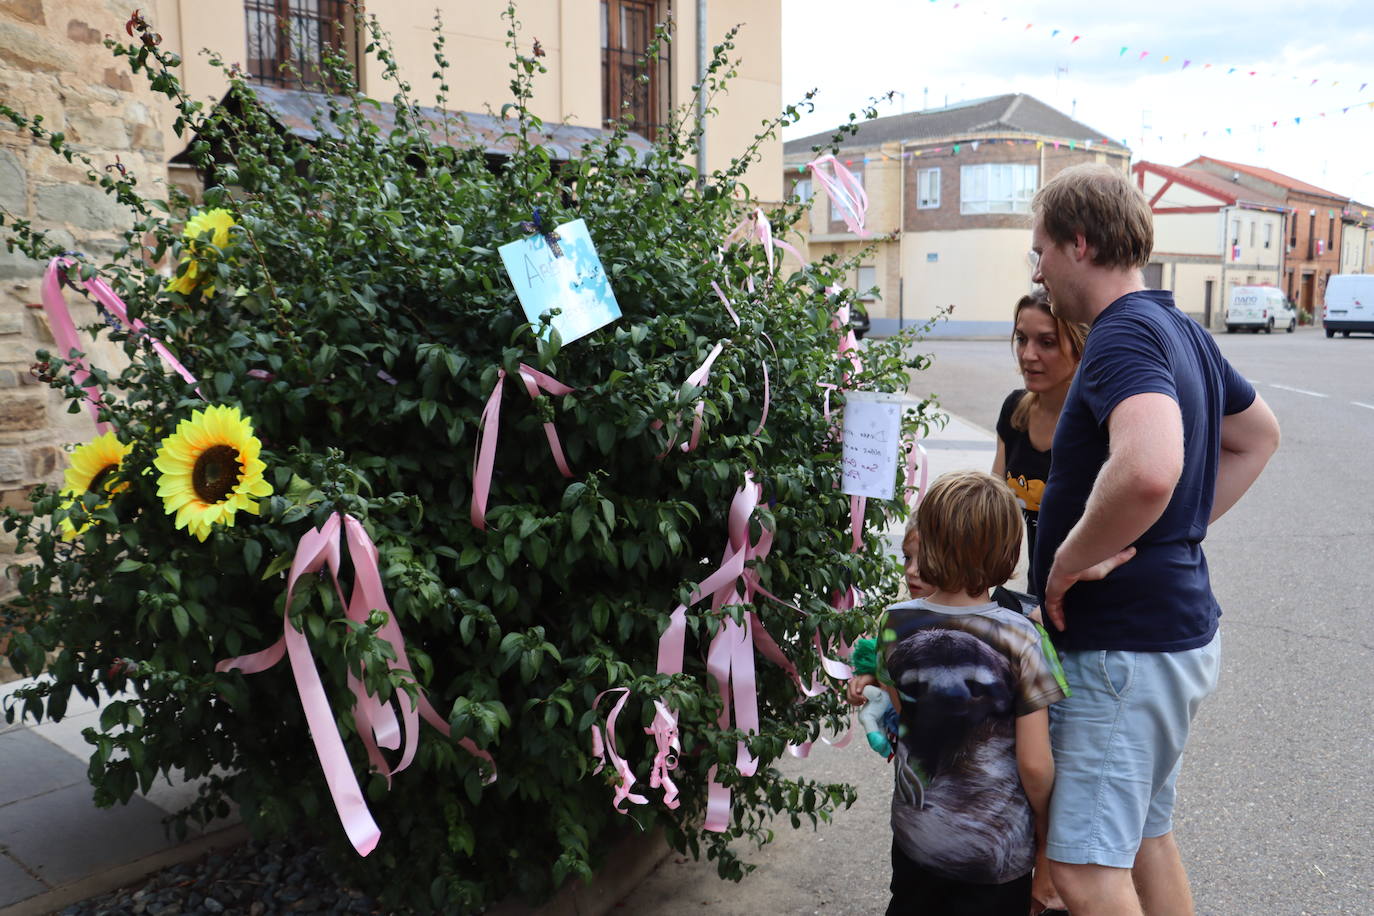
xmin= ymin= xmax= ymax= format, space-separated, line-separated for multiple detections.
xmin=623 ymin=326 xmax=1374 ymax=915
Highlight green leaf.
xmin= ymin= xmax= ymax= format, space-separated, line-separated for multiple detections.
xmin=243 ymin=540 xmax=262 ymax=574
xmin=171 ymin=605 xmax=191 ymax=638
xmin=115 ymin=559 xmax=145 ymax=574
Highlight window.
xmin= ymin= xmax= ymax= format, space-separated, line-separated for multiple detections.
xmin=1328 ymin=217 xmax=1335 ymax=248
xmin=830 ymin=170 xmax=863 ymax=226
xmin=245 ymin=0 xmax=356 ymax=89
xmin=857 ymin=265 xmax=877 ymax=301
xmin=1230 ymin=218 xmax=1240 ymax=246
xmin=1249 ymin=220 xmax=1256 ymax=247
xmin=793 ymin=177 xmax=812 ymax=202
xmin=1289 ymin=212 xmax=1297 ymax=247
xmin=917 ymin=167 xmax=940 ymax=209
xmin=1264 ymin=222 xmax=1273 ymax=249
xmin=602 ymin=0 xmax=670 ymax=140
xmin=959 ymin=164 xmax=1037 ymax=214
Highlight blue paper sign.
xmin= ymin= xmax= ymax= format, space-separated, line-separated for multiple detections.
xmin=498 ymin=218 xmax=622 ymax=344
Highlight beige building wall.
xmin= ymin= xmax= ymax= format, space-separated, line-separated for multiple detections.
xmin=154 ymin=0 xmax=782 ymax=199
xmin=902 ymin=228 xmax=1032 ymax=330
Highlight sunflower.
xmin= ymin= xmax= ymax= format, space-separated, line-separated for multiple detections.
xmin=58 ymin=431 xmax=133 ymax=541
xmin=166 ymin=208 xmax=237 ymax=297
xmin=154 ymin=405 xmax=273 ymax=542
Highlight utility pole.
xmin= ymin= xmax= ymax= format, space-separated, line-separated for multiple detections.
xmin=696 ymin=0 xmax=707 ymax=185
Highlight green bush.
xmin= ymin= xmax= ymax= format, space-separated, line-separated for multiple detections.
xmin=1 ymin=7 xmax=936 ymax=911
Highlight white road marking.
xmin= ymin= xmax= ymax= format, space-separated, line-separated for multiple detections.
xmin=1268 ymin=383 xmax=1329 ymax=398
xmin=1352 ymin=401 xmax=1374 ymax=411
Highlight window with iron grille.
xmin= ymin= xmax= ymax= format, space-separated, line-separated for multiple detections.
xmin=245 ymin=0 xmax=356 ymax=90
xmin=602 ymin=0 xmax=670 ymax=140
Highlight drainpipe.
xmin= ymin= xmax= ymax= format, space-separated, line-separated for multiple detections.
xmin=696 ymin=0 xmax=707 ymax=184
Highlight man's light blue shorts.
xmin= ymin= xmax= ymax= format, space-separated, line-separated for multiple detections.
xmin=1046 ymin=631 xmax=1221 ymax=869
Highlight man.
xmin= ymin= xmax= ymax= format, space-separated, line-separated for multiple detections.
xmin=1029 ymin=163 xmax=1280 ymax=916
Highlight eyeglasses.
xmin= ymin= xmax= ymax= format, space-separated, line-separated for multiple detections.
xmin=1026 ymin=250 xmax=1041 ymax=271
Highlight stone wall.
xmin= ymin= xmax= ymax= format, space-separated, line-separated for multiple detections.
xmin=1 ymin=0 xmax=171 ymax=597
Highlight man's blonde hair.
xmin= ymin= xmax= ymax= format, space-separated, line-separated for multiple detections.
xmin=916 ymin=470 xmax=1022 ymax=598
xmin=1033 ymin=163 xmax=1154 ymax=269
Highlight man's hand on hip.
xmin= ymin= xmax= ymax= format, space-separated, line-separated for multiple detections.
xmin=1044 ymin=547 xmax=1137 ymax=631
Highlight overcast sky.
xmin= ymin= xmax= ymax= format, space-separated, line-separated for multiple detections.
xmin=779 ymin=0 xmax=1374 ymax=205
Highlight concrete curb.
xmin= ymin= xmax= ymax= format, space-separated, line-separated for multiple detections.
xmin=0 ymin=824 xmax=250 ymax=916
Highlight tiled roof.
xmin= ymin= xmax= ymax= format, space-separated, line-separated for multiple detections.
xmin=174 ymin=86 xmax=653 ymax=164
xmin=1136 ymin=161 xmax=1287 ymax=210
xmin=1186 ymin=156 xmax=1347 ymax=202
xmin=784 ymin=94 xmax=1128 ymax=156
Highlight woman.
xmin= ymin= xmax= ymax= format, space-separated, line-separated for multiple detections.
xmin=992 ymin=288 xmax=1088 ymax=595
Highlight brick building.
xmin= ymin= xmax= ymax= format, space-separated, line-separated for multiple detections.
xmin=1132 ymin=161 xmax=1286 ymax=328
xmin=1186 ymin=156 xmax=1348 ymax=317
xmin=784 ymin=94 xmax=1131 ymax=336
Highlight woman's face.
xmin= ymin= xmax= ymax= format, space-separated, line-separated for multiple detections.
xmin=1013 ymin=307 xmax=1077 ymax=395
xmin=902 ymin=529 xmax=934 ymax=599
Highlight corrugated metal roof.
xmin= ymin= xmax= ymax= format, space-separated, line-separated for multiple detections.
xmin=784 ymin=93 xmax=1128 ymax=157
xmin=176 ymin=86 xmax=654 ymax=164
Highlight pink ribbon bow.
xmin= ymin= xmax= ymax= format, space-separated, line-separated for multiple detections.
xmin=470 ymin=363 xmax=575 ymax=530
xmin=216 ymin=513 xmax=494 ymax=856
xmin=41 ymin=257 xmax=200 ymax=431
xmin=724 ymin=208 xmax=804 ymax=275
xmin=807 ymin=155 xmax=871 ymax=238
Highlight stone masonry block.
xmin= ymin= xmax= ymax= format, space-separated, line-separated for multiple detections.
xmin=0 ymin=20 xmax=65 ymax=72
xmin=0 ymin=0 xmax=46 ymax=25
xmin=66 ymin=19 xmax=102 ymax=43
xmin=0 ymin=248 xmax=43 ymax=282
xmin=0 ymin=340 xmax=37 ymax=363
xmin=27 ymin=444 xmax=58 ymax=479
xmin=35 ymin=183 xmax=128 ymax=232
xmin=0 ymin=308 xmax=22 ymax=335
xmin=0 ymin=447 xmax=23 ymax=482
xmin=0 ymin=485 xmax=35 ymax=510
xmin=0 ymin=148 xmax=24 ymax=214
xmin=0 ymin=393 xmax=44 ymax=431
xmin=0 ymin=369 xmax=18 ymax=388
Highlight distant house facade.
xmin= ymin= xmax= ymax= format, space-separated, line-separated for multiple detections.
xmin=1186 ymin=157 xmax=1347 ymax=317
xmin=1132 ymin=162 xmax=1286 ymax=328
xmin=784 ymin=94 xmax=1131 ymax=336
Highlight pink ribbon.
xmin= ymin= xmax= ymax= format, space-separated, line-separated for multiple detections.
xmin=41 ymin=257 xmax=200 ymax=431
xmin=590 ymin=688 xmax=650 ymax=813
xmin=808 ymin=155 xmax=871 ymax=238
xmin=724 ymin=208 xmax=804 ymax=275
xmin=470 ymin=363 xmax=575 ymax=530
xmin=216 ymin=513 xmax=494 ymax=856
xmin=905 ymin=435 xmax=930 ymax=507
xmin=654 ymin=342 xmax=726 ymax=456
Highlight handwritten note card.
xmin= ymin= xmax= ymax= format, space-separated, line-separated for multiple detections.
xmin=841 ymin=391 xmax=904 ymax=500
xmin=499 ymin=218 xmax=622 ymax=345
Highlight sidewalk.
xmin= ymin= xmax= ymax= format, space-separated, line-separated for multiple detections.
xmin=0 ymin=411 xmax=999 ymax=916
xmin=0 ymin=678 xmax=243 ymax=916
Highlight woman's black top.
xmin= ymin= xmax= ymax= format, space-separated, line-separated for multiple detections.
xmin=996 ymin=389 xmax=1052 ymax=592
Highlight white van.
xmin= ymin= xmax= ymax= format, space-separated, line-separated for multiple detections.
xmin=1225 ymin=286 xmax=1295 ymax=334
xmin=1322 ymin=275 xmax=1374 ymax=338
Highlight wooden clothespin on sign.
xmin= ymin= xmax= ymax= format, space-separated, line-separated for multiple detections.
xmin=520 ymin=209 xmax=564 ymax=258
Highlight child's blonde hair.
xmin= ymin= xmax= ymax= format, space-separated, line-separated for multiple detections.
xmin=915 ymin=470 xmax=1022 ymax=598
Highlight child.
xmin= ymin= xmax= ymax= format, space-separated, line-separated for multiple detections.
xmin=848 ymin=470 xmax=1069 ymax=916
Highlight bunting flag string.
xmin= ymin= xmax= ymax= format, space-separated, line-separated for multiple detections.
xmin=924 ymin=0 xmax=1374 ymax=91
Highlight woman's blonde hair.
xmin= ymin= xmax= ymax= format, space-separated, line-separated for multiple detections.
xmin=915 ymin=470 xmax=1022 ymax=598
xmin=1010 ymin=288 xmax=1089 ymax=431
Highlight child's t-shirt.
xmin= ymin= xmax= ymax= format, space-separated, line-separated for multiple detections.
xmin=877 ymin=597 xmax=1069 ymax=885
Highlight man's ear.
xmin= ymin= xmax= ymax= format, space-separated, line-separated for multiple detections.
xmin=1072 ymin=233 xmax=1092 ymax=262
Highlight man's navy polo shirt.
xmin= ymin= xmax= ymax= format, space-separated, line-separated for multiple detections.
xmin=1032 ymin=290 xmax=1256 ymax=652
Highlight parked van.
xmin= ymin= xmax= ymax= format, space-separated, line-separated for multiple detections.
xmin=1322 ymin=275 xmax=1374 ymax=338
xmin=1225 ymin=286 xmax=1294 ymax=334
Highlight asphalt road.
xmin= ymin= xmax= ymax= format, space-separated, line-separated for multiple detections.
xmin=620 ymin=325 xmax=1374 ymax=915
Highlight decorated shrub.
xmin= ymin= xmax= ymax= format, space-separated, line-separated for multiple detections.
xmin=0 ymin=8 xmax=937 ymax=912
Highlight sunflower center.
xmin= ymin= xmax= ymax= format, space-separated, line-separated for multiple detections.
xmin=87 ymin=464 xmax=119 ymax=495
xmin=192 ymin=445 xmax=242 ymax=504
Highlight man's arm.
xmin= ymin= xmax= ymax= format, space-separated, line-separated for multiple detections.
xmin=1044 ymin=392 xmax=1182 ymax=628
xmin=1015 ymin=707 xmax=1056 ymax=907
xmin=1210 ymin=395 xmax=1280 ymax=523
